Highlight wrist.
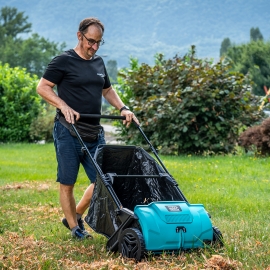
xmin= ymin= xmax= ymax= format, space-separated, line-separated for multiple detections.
xmin=120 ymin=105 xmax=130 ymax=112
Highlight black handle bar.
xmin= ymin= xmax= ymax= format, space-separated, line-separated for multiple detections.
xmin=80 ymin=114 xmax=125 ymax=120
xmin=80 ymin=114 xmax=140 ymax=127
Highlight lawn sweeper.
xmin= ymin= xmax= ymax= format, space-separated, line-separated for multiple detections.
xmin=70 ymin=114 xmax=223 ymax=261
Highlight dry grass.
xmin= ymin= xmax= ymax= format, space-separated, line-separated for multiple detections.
xmin=0 ymin=181 xmax=244 ymax=270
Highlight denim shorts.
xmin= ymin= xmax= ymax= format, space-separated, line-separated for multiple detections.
xmin=53 ymin=120 xmax=106 ymax=185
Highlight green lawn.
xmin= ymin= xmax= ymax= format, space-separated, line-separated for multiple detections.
xmin=0 ymin=143 xmax=269 ymax=269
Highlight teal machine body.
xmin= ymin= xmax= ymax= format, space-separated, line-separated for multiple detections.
xmin=134 ymin=201 xmax=213 ymax=251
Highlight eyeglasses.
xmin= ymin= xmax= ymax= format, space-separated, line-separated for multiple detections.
xmin=81 ymin=32 xmax=105 ymax=47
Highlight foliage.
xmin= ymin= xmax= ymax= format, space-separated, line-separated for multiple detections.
xmin=219 ymin=37 xmax=231 ymax=57
xmin=0 ymin=63 xmax=42 ymax=142
xmin=223 ymin=30 xmax=270 ymax=96
xmin=239 ymin=116 xmax=270 ymax=156
xmin=0 ymin=6 xmax=31 ymax=38
xmin=0 ymin=6 xmax=65 ymax=77
xmin=29 ymin=104 xmax=55 ymax=142
xmin=115 ymin=47 xmax=263 ymax=155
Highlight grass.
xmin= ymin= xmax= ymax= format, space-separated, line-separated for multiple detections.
xmin=0 ymin=143 xmax=269 ymax=269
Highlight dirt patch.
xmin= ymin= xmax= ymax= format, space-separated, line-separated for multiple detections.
xmin=204 ymin=255 xmax=242 ymax=269
xmin=0 ymin=181 xmax=52 ymax=191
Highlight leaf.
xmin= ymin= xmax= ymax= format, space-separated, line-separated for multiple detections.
xmin=218 ymin=116 xmax=225 ymax=122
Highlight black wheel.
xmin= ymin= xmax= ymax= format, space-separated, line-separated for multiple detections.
xmin=118 ymin=227 xmax=145 ymax=261
xmin=212 ymin=226 xmax=224 ymax=247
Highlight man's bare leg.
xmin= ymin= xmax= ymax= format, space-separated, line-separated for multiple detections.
xmin=59 ymin=184 xmax=77 ymax=229
xmin=76 ymin=183 xmax=95 ymax=215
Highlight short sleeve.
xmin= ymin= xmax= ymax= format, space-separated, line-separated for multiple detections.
xmin=42 ymin=54 xmax=68 ymax=84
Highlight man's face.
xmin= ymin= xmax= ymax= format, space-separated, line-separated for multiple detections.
xmin=78 ymin=24 xmax=103 ymax=59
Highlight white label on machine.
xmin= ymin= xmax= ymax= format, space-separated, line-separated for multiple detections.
xmin=165 ymin=205 xmax=182 ymax=212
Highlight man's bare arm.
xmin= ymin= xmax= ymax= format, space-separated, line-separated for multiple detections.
xmin=37 ymin=78 xmax=79 ymax=123
xmin=103 ymin=86 xmax=139 ymax=126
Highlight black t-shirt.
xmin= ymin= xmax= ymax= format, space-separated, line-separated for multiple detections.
xmin=43 ymin=49 xmax=111 ymax=124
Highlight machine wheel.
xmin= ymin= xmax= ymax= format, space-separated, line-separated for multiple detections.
xmin=118 ymin=227 xmax=145 ymax=261
xmin=212 ymin=226 xmax=224 ymax=247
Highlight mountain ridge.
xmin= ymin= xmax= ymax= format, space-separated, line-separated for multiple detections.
xmin=3 ymin=0 xmax=270 ymax=67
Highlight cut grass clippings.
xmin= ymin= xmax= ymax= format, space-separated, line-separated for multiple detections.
xmin=0 ymin=143 xmax=269 ymax=269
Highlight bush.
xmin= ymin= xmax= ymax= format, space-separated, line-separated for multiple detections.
xmin=115 ymin=48 xmax=264 ymax=155
xmin=29 ymin=104 xmax=55 ymax=142
xmin=0 ymin=63 xmax=42 ymax=142
xmin=239 ymin=117 xmax=270 ymax=156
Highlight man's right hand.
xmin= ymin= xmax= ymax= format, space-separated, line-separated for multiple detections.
xmin=60 ymin=105 xmax=80 ymax=124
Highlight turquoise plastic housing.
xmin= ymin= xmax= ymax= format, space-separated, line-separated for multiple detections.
xmin=134 ymin=201 xmax=213 ymax=251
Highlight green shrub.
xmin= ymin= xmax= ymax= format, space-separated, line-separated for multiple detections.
xmin=115 ymin=48 xmax=264 ymax=155
xmin=29 ymin=104 xmax=55 ymax=142
xmin=0 ymin=63 xmax=42 ymax=142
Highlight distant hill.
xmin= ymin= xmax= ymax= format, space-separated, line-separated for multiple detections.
xmin=3 ymin=0 xmax=270 ymax=67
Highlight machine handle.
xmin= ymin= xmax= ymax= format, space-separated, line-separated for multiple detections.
xmin=80 ymin=114 xmax=125 ymax=120
xmin=80 ymin=114 xmax=140 ymax=128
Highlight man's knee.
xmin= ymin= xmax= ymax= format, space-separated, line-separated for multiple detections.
xmin=60 ymin=183 xmax=74 ymax=195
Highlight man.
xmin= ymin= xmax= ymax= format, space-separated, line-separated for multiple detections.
xmin=37 ymin=17 xmax=138 ymax=239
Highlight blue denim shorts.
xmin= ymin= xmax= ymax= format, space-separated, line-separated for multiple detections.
xmin=53 ymin=120 xmax=106 ymax=185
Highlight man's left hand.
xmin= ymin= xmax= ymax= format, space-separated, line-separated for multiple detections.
xmin=121 ymin=110 xmax=139 ymax=127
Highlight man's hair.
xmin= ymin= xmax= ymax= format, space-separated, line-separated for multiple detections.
xmin=79 ymin=18 xmax=104 ymax=34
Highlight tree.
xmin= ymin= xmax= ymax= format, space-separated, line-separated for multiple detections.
xmin=222 ymin=28 xmax=269 ymax=96
xmin=226 ymin=40 xmax=270 ymax=96
xmin=114 ymin=48 xmax=263 ymax=155
xmin=250 ymin=27 xmax=263 ymax=42
xmin=0 ymin=6 xmax=31 ymax=38
xmin=0 ymin=6 xmax=65 ymax=77
xmin=0 ymin=33 xmax=66 ymax=77
xmin=106 ymin=60 xmax=118 ymax=83
xmin=220 ymin=37 xmax=231 ymax=56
